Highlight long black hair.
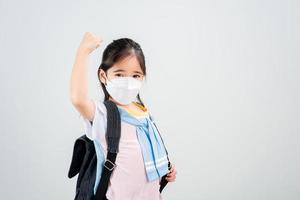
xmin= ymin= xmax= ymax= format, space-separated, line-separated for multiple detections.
xmin=98 ymin=38 xmax=147 ymax=107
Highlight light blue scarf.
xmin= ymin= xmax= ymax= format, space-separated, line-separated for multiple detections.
xmin=117 ymin=106 xmax=169 ymax=182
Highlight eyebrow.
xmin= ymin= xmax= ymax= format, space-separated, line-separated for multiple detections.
xmin=113 ymin=69 xmax=143 ymax=75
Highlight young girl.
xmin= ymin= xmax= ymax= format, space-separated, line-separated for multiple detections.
xmin=70 ymin=32 xmax=177 ymax=200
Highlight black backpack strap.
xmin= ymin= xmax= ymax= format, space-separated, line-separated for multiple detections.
xmin=94 ymin=100 xmax=121 ymax=200
xmin=159 ymin=161 xmax=171 ymax=192
xmin=149 ymin=114 xmax=172 ymax=193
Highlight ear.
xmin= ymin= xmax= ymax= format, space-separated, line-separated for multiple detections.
xmin=99 ymin=69 xmax=107 ymax=85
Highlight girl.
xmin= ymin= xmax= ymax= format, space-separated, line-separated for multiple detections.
xmin=70 ymin=32 xmax=177 ymax=200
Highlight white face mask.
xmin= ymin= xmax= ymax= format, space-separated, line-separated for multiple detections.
xmin=105 ymin=76 xmax=144 ymax=105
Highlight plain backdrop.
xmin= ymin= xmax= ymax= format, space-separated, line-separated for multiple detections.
xmin=0 ymin=0 xmax=299 ymax=199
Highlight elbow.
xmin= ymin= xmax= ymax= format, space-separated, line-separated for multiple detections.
xmin=70 ymin=95 xmax=85 ymax=107
xmin=70 ymin=89 xmax=87 ymax=106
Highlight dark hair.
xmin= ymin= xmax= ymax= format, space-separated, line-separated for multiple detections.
xmin=98 ymin=38 xmax=147 ymax=107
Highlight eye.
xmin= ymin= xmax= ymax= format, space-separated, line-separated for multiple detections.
xmin=115 ymin=73 xmax=124 ymax=77
xmin=133 ymin=74 xmax=141 ymax=78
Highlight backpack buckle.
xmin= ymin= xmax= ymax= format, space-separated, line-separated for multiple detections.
xmin=104 ymin=159 xmax=116 ymax=171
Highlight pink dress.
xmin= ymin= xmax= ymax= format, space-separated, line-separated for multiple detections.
xmin=81 ymin=99 xmax=164 ymax=200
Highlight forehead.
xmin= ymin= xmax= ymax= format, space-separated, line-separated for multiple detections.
xmin=110 ymin=55 xmax=143 ymax=73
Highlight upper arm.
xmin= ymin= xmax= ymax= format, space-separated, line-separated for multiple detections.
xmin=72 ymin=99 xmax=96 ymax=122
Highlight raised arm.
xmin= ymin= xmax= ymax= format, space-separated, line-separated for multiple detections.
xmin=69 ymin=32 xmax=102 ymax=121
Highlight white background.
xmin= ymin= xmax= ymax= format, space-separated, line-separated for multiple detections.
xmin=0 ymin=0 xmax=299 ymax=199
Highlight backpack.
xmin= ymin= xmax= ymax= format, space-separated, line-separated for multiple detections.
xmin=68 ymin=100 xmax=171 ymax=200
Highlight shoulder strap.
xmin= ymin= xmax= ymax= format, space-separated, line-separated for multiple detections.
xmin=94 ymin=100 xmax=121 ymax=200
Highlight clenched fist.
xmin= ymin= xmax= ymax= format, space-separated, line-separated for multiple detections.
xmin=78 ymin=32 xmax=103 ymax=55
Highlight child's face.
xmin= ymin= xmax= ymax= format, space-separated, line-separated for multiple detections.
xmin=99 ymin=55 xmax=144 ymax=84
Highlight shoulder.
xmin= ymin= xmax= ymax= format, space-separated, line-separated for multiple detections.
xmin=95 ymin=99 xmax=107 ymax=115
xmin=86 ymin=99 xmax=106 ymax=125
xmin=89 ymin=99 xmax=107 ymax=118
xmin=81 ymin=99 xmax=107 ymax=141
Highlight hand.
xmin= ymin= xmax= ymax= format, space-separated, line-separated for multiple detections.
xmin=165 ymin=163 xmax=177 ymax=182
xmin=78 ymin=32 xmax=103 ymax=55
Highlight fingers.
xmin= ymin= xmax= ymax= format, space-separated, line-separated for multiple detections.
xmin=168 ymin=164 xmax=176 ymax=173
xmin=93 ymin=35 xmax=103 ymax=50
xmin=166 ymin=164 xmax=177 ymax=182
xmin=166 ymin=174 xmax=176 ymax=182
xmin=91 ymin=36 xmax=102 ymax=51
xmin=167 ymin=169 xmax=177 ymax=177
xmin=79 ymin=32 xmax=103 ymax=54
